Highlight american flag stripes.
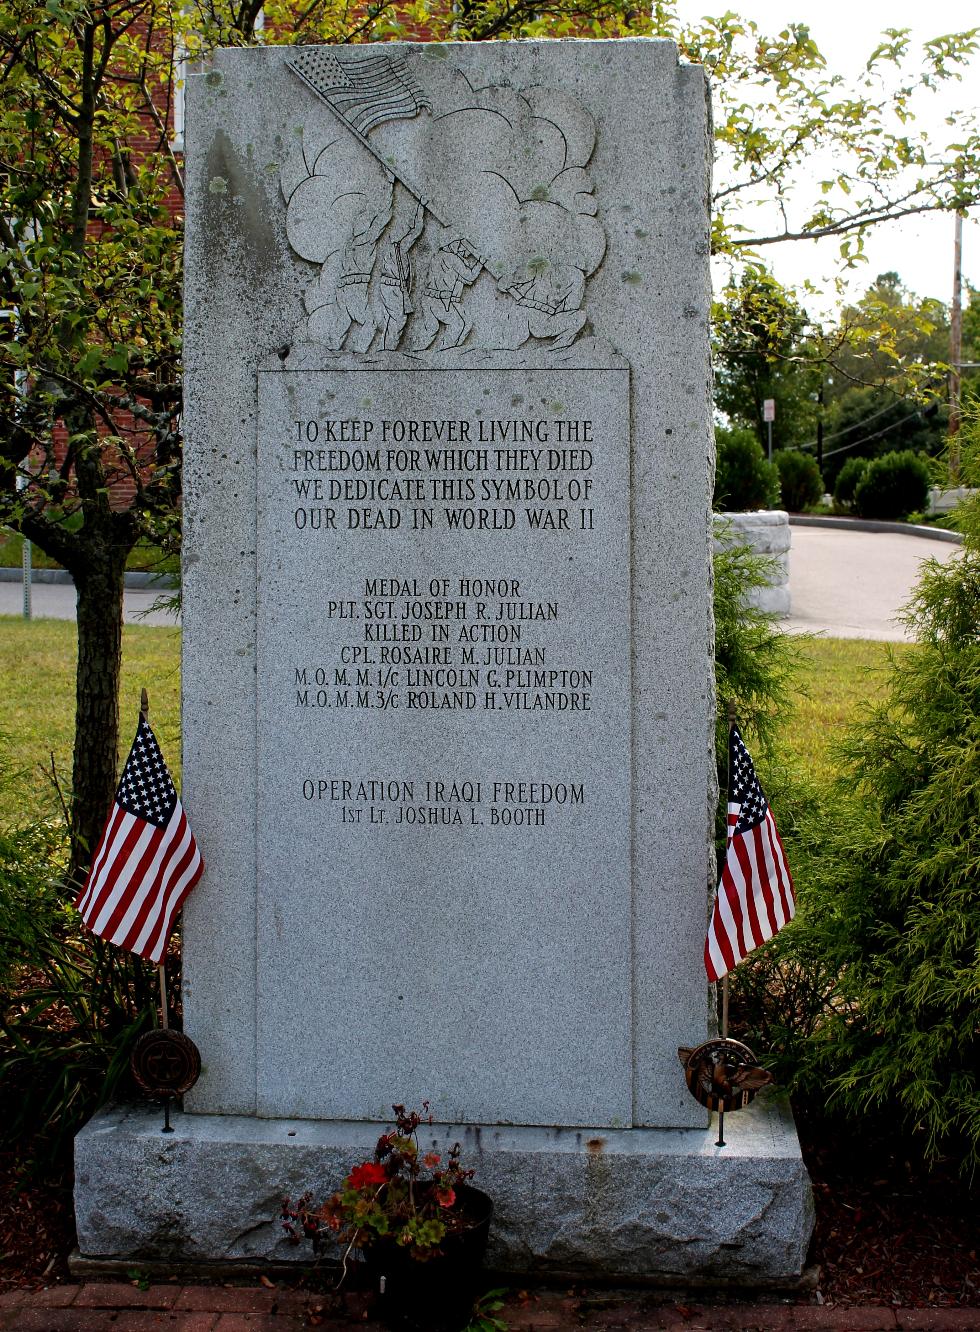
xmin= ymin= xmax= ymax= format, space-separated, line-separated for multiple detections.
xmin=705 ymin=725 xmax=795 ymax=983
xmin=287 ymin=48 xmax=430 ymax=139
xmin=75 ymin=715 xmax=203 ymax=966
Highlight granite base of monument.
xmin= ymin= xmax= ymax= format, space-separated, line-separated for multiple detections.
xmin=74 ymin=1099 xmax=813 ymax=1286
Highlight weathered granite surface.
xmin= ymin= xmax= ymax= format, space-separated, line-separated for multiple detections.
xmin=254 ymin=365 xmax=633 ymax=1126
xmin=75 ymin=1097 xmax=813 ymax=1283
xmin=179 ymin=37 xmax=715 ymax=1129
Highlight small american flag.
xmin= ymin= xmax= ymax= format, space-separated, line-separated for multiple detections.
xmin=705 ymin=724 xmax=795 ymax=982
xmin=75 ymin=714 xmax=203 ymax=966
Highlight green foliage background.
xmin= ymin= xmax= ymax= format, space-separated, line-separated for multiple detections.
xmin=713 ymin=426 xmax=781 ymax=512
xmin=2 ymin=0 xmax=980 ymax=1181
xmin=735 ymin=411 xmax=980 ymax=1174
xmin=774 ymin=448 xmax=823 ymax=512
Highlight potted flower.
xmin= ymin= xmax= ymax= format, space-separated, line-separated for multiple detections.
xmin=282 ymin=1103 xmax=493 ymax=1331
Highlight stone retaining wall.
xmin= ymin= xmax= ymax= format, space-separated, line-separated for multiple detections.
xmin=713 ymin=511 xmax=791 ymax=617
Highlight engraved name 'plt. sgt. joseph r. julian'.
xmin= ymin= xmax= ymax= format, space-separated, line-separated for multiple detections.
xmin=281 ymin=45 xmax=607 ymax=358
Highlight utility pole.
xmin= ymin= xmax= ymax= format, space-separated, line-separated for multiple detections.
xmin=948 ymin=173 xmax=964 ymax=481
xmin=816 ymin=381 xmax=825 ymax=475
xmin=949 ymin=207 xmax=963 ymax=460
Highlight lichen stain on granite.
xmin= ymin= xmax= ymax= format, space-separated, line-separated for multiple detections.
xmin=203 ymin=130 xmax=278 ymax=288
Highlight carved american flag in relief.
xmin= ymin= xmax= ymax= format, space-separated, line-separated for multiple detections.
xmin=76 ymin=715 xmax=203 ymax=965
xmin=705 ymin=724 xmax=795 ymax=982
xmin=287 ymin=48 xmax=430 ymax=139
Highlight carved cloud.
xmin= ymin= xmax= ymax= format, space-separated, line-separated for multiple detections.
xmin=280 ymin=125 xmax=393 ymax=273
xmin=370 ymin=61 xmax=606 ymax=284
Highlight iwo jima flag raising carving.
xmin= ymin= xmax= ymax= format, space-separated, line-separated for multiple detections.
xmin=75 ymin=713 xmax=203 ymax=965
xmin=705 ymin=724 xmax=795 ymax=982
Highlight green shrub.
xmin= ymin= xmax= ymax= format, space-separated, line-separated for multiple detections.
xmin=712 ymin=539 xmax=801 ymax=855
xmin=714 ymin=426 xmax=780 ymax=512
xmin=774 ymin=449 xmax=824 ymax=511
xmin=853 ymin=449 xmax=930 ymax=520
xmin=808 ymin=560 xmax=980 ymax=1170
xmin=833 ymin=456 xmax=869 ymax=510
xmin=0 ymin=783 xmax=156 ymax=1166
xmin=753 ymin=416 xmax=980 ymax=1171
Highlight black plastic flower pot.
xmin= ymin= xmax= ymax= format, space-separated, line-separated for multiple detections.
xmin=363 ymin=1184 xmax=494 ymax=1332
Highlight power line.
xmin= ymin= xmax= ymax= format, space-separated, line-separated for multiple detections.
xmin=819 ymin=395 xmax=905 ymax=444
xmin=800 ymin=405 xmax=935 ymax=460
xmin=799 ymin=384 xmax=946 ymax=457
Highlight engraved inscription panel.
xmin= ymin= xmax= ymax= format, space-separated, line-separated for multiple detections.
xmin=255 ymin=366 xmax=631 ymax=1125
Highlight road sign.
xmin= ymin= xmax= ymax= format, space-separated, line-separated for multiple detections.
xmin=763 ymin=398 xmax=775 ymax=422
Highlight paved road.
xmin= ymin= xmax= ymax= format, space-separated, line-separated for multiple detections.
xmin=782 ymin=526 xmax=961 ymax=642
xmin=0 ymin=577 xmax=178 ymax=626
xmin=0 ymin=526 xmax=963 ymax=639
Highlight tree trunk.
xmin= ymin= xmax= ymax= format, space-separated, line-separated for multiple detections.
xmin=70 ymin=553 xmax=127 ymax=889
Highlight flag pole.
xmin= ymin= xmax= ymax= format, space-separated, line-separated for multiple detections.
xmin=285 ymin=62 xmax=448 ymax=228
xmin=717 ymin=701 xmax=737 ymax=1149
xmin=716 ymin=973 xmax=729 ymax=1148
xmin=140 ymin=688 xmax=169 ymax=1033
xmin=141 ymin=687 xmax=174 ymax=1133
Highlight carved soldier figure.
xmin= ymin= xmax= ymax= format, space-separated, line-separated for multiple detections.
xmin=504 ymin=262 xmax=587 ymax=350
xmin=309 ymin=201 xmax=391 ymax=352
xmin=411 ymin=232 xmax=482 ymax=351
xmin=376 ymin=200 xmax=426 ymax=350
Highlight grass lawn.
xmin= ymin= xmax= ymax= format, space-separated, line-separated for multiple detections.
xmin=0 ymin=617 xmax=906 ymax=823
xmin=776 ymin=636 xmax=907 ymax=784
xmin=0 ymin=529 xmax=178 ymax=575
xmin=0 ymin=616 xmax=181 ymax=822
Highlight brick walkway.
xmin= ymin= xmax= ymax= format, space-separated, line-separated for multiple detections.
xmin=1 ymin=1284 xmax=978 ymax=1332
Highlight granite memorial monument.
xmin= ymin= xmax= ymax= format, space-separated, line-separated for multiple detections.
xmin=74 ymin=36 xmax=813 ymax=1283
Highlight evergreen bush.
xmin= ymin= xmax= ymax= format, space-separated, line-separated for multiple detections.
xmin=774 ymin=449 xmax=824 ymax=511
xmin=712 ymin=540 xmax=801 ymax=852
xmin=853 ymin=449 xmax=930 ymax=520
xmin=713 ymin=426 xmax=781 ymax=512
xmin=748 ymin=412 xmax=980 ymax=1171
xmin=833 ymin=456 xmax=869 ymax=510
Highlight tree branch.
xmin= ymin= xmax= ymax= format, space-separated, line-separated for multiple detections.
xmin=728 ymin=198 xmax=975 ymax=250
xmin=139 ymin=75 xmax=185 ymax=194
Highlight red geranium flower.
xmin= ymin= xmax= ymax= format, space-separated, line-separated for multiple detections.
xmin=436 ymin=1186 xmax=456 ymax=1209
xmin=423 ymin=1153 xmax=441 ymax=1168
xmin=348 ymin=1161 xmax=387 ymax=1190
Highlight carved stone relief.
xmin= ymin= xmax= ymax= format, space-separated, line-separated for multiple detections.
xmin=280 ymin=47 xmax=607 ymax=359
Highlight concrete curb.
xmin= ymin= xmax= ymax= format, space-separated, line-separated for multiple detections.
xmin=0 ymin=568 xmax=177 ymax=589
xmin=789 ymin=515 xmax=963 ymax=544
